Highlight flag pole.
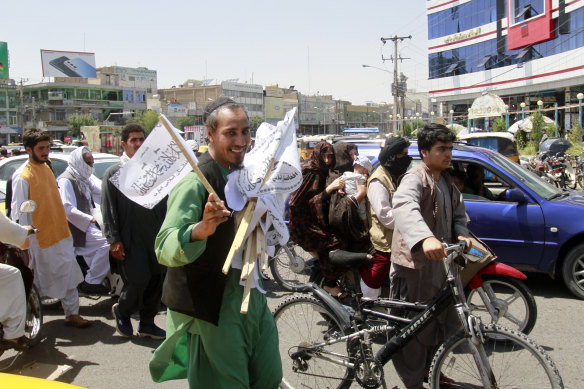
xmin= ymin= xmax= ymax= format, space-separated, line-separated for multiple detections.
xmin=158 ymin=114 xmax=220 ymax=200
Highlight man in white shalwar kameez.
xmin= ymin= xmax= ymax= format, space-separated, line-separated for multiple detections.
xmin=11 ymin=128 xmax=90 ymax=328
xmin=58 ymin=146 xmax=110 ymax=294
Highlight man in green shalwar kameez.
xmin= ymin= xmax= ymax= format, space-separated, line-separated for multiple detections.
xmin=149 ymin=98 xmax=282 ymax=389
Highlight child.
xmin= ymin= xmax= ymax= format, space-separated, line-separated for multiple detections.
xmin=341 ymin=155 xmax=373 ymax=227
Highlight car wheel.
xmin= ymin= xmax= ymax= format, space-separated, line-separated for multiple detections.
xmin=561 ymin=243 xmax=584 ymax=299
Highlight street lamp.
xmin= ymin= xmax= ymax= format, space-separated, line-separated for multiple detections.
xmin=577 ymin=92 xmax=584 ymax=129
xmin=520 ymin=102 xmax=526 ymax=120
xmin=397 ymin=113 xmax=401 ymax=134
xmin=449 ymin=109 xmax=454 ymax=127
xmin=430 ymin=111 xmax=435 ymax=124
xmin=415 ymin=112 xmax=420 ymax=131
xmin=467 ymin=108 xmax=471 ymax=130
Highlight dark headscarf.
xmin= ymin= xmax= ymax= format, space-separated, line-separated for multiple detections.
xmin=305 ymin=141 xmax=335 ymax=176
xmin=333 ymin=142 xmax=358 ymax=174
xmin=379 ymin=137 xmax=411 ymax=180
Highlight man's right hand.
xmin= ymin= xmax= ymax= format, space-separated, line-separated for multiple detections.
xmin=110 ymin=241 xmax=125 ymax=261
xmin=190 ymin=193 xmax=231 ymax=241
xmin=422 ymin=236 xmax=447 ymax=260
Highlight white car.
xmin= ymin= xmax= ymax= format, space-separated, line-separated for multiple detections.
xmin=0 ymin=152 xmax=121 ymax=194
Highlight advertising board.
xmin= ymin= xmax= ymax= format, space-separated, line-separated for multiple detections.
xmin=41 ymin=49 xmax=97 ymax=78
xmin=0 ymin=42 xmax=8 ymax=79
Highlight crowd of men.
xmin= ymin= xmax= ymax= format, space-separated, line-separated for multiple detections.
xmin=1 ymin=96 xmax=471 ymax=389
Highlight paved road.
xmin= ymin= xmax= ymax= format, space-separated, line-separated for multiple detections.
xmin=1 ymin=273 xmax=582 ymax=388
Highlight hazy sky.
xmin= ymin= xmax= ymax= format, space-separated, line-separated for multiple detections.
xmin=3 ymin=0 xmax=429 ymax=105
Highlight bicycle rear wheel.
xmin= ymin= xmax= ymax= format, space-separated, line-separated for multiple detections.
xmin=428 ymin=324 xmax=563 ymax=389
xmin=273 ymin=295 xmax=353 ymax=389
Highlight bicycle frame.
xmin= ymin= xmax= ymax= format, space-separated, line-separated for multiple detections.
xmin=293 ymin=243 xmax=499 ymax=388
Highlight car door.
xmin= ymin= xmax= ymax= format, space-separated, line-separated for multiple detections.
xmin=456 ymin=159 xmax=546 ymax=269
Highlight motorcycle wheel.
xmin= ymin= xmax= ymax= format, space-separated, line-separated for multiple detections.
xmin=466 ymin=275 xmax=537 ymax=335
xmin=25 ymin=285 xmax=43 ymax=346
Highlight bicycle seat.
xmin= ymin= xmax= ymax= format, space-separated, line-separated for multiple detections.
xmin=329 ymin=250 xmax=372 ymax=269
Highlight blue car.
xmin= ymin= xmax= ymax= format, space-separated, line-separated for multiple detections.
xmin=352 ymin=140 xmax=584 ymax=299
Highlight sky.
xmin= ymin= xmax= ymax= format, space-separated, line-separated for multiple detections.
xmin=2 ymin=0 xmax=430 ymax=105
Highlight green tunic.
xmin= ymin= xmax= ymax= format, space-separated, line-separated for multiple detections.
xmin=149 ymin=163 xmax=282 ymax=389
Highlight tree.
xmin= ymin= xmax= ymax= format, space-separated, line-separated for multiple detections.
xmin=173 ymin=116 xmax=195 ymax=131
xmin=492 ymin=117 xmax=507 ymax=132
xmin=124 ymin=110 xmax=160 ymax=134
xmin=249 ymin=116 xmax=264 ymax=136
xmin=68 ymin=114 xmax=98 ymax=137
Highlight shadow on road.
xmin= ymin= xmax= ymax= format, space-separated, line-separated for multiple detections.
xmin=523 ymin=272 xmax=579 ymax=300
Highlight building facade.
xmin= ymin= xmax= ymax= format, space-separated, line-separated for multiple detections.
xmin=427 ymin=0 xmax=584 ymax=129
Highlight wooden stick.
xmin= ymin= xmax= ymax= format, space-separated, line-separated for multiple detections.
xmin=241 ymin=229 xmax=256 ymax=281
xmin=158 ymin=114 xmax=220 ymax=200
xmin=222 ymin=200 xmax=256 ymax=274
xmin=240 ymin=268 xmax=253 ymax=314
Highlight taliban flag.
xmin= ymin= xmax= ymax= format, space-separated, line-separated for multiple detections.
xmin=109 ymin=114 xmax=198 ymax=209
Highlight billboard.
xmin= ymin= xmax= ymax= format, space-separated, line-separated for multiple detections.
xmin=0 ymin=42 xmax=8 ymax=79
xmin=41 ymin=49 xmax=97 ymax=78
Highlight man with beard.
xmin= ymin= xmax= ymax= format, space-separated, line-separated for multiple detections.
xmin=390 ymin=124 xmax=471 ymax=389
xmin=101 ymin=123 xmax=167 ymax=339
xmin=362 ymin=137 xmax=411 ymax=299
xmin=58 ymin=146 xmax=110 ymax=295
xmin=11 ymin=128 xmax=90 ymax=328
xmin=149 ymin=97 xmax=282 ymax=388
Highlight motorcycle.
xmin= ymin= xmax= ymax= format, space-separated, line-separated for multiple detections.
xmin=0 ymin=201 xmax=43 ymax=369
xmin=270 ymin=235 xmax=538 ymax=335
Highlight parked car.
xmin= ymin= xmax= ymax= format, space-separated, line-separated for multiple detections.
xmin=0 ymin=152 xmax=120 ymax=196
xmin=352 ymin=139 xmax=584 ymax=299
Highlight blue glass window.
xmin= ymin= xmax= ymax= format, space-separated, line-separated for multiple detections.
xmin=429 ymin=7 xmax=584 ymax=79
xmin=428 ymin=0 xmax=501 ymax=40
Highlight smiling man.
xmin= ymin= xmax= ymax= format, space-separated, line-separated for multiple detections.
xmin=150 ymin=97 xmax=282 ymax=388
xmin=11 ymin=128 xmax=90 ymax=328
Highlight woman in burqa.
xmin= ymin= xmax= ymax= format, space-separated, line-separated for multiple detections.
xmin=361 ymin=136 xmax=412 ymax=299
xmin=288 ymin=141 xmax=346 ymax=295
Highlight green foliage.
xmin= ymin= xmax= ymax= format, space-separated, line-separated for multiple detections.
xmin=403 ymin=122 xmax=413 ymax=137
xmin=568 ymin=120 xmax=582 ymax=144
xmin=519 ymin=141 xmax=537 ymax=156
xmin=249 ymin=116 xmax=264 ymax=131
xmin=125 ymin=110 xmax=160 ymax=134
xmin=531 ymin=113 xmax=545 ymax=149
xmin=68 ymin=114 xmax=98 ymax=137
xmin=492 ymin=117 xmax=507 ymax=132
xmin=172 ymin=116 xmax=195 ymax=131
xmin=515 ymin=129 xmax=528 ymax=149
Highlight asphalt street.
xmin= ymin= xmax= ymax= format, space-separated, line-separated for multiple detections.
xmin=1 ymin=273 xmax=582 ymax=388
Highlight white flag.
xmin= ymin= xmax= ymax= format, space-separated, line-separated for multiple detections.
xmin=224 ymin=107 xmax=302 ymax=247
xmin=110 ymin=115 xmax=198 ymax=209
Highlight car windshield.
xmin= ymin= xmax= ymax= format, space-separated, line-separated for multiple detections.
xmin=489 ymin=153 xmax=561 ymax=199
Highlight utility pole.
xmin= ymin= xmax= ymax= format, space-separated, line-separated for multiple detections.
xmin=381 ymin=35 xmax=411 ymax=136
xmin=17 ymin=78 xmax=28 ymax=134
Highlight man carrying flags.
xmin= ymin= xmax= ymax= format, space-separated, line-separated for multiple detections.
xmin=101 ymin=123 xmax=167 ymax=339
xmin=149 ymin=97 xmax=282 ymax=388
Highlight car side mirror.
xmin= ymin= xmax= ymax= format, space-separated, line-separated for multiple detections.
xmin=19 ymin=200 xmax=37 ymax=213
xmin=505 ymin=188 xmax=527 ymax=204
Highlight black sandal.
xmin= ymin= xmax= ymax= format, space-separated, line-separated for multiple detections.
xmin=0 ymin=337 xmax=29 ymax=351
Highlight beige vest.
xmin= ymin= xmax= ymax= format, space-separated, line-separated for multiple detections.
xmin=391 ymin=163 xmax=458 ymax=269
xmin=367 ymin=166 xmax=395 ymax=253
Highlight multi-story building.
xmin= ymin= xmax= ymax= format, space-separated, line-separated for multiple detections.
xmin=0 ymin=81 xmax=19 ymax=144
xmin=427 ymin=0 xmax=584 ymax=128
xmin=298 ymin=95 xmax=337 ymax=134
xmin=157 ymin=81 xmax=264 ymax=121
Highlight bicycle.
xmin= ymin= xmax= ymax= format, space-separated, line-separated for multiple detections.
xmin=273 ymin=243 xmax=563 ymax=389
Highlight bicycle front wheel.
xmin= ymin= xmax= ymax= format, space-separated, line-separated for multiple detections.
xmin=273 ymin=295 xmax=353 ymax=389
xmin=269 ymin=243 xmax=315 ymax=291
xmin=428 ymin=324 xmax=563 ymax=389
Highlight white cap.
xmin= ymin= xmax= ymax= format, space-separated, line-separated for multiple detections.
xmin=186 ymin=140 xmax=199 ymax=151
xmin=353 ymin=155 xmax=372 ymax=173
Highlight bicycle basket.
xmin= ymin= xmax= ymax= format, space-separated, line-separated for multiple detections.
xmin=460 ymin=231 xmax=497 ymax=286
